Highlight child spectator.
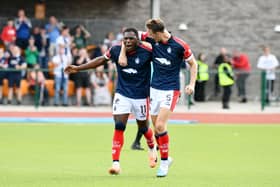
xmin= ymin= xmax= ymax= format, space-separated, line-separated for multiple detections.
xmin=1 ymin=19 xmax=16 ymax=48
xmin=25 ymin=36 xmax=39 ymax=68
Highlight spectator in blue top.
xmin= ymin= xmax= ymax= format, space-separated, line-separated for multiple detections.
xmin=45 ymin=16 xmax=61 ymax=58
xmin=14 ymin=9 xmax=32 ymax=49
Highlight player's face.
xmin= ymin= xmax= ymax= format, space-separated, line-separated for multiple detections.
xmin=123 ymin=31 xmax=138 ymax=52
xmin=147 ymin=29 xmax=161 ymax=42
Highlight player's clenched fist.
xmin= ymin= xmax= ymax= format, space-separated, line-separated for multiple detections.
xmin=64 ymin=65 xmax=79 ymax=74
xmin=185 ymin=84 xmax=194 ymax=95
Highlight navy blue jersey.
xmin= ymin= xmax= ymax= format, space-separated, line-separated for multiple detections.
xmin=105 ymin=44 xmax=152 ymax=99
xmin=7 ymin=56 xmax=25 ymax=76
xmin=0 ymin=57 xmax=7 ymax=78
xmin=141 ymin=32 xmax=193 ymax=90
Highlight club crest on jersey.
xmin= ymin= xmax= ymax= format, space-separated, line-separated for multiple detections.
xmin=167 ymin=47 xmax=172 ymax=53
xmin=135 ymin=57 xmax=140 ymax=64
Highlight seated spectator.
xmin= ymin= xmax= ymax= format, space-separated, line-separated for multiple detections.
xmin=71 ymin=25 xmax=91 ymax=49
xmin=7 ymin=45 xmax=27 ymax=105
xmin=27 ymin=64 xmax=49 ymax=106
xmin=14 ymin=9 xmax=32 ymax=49
xmin=1 ymin=19 xmax=16 ymax=48
xmin=0 ymin=48 xmax=8 ymax=104
xmin=52 ymin=46 xmax=71 ymax=106
xmin=72 ymin=48 xmax=91 ymax=106
xmin=90 ymin=66 xmax=111 ymax=106
xmin=25 ymin=36 xmax=39 ymax=68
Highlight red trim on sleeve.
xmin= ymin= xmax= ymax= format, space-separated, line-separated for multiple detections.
xmin=104 ymin=49 xmax=111 ymax=59
xmin=141 ymin=32 xmax=149 ymax=41
xmin=139 ymin=43 xmax=152 ymax=52
xmin=173 ymin=36 xmax=192 ymax=60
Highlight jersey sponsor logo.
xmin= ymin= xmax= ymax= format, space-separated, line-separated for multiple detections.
xmin=167 ymin=47 xmax=172 ymax=53
xmin=135 ymin=57 xmax=140 ymax=64
xmin=122 ymin=68 xmax=138 ymax=74
xmin=155 ymin=57 xmax=171 ymax=65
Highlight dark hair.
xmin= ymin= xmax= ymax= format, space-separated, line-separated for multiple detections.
xmin=145 ymin=18 xmax=165 ymax=33
xmin=123 ymin=28 xmax=139 ymax=39
xmin=197 ymin=53 xmax=204 ymax=61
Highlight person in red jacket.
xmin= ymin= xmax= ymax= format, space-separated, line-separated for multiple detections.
xmin=1 ymin=19 xmax=16 ymax=48
xmin=232 ymin=50 xmax=251 ymax=103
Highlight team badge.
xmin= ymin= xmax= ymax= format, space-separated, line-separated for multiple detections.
xmin=167 ymin=47 xmax=172 ymax=53
xmin=135 ymin=57 xmax=140 ymax=64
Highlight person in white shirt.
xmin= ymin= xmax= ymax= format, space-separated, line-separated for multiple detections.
xmin=257 ymin=46 xmax=279 ymax=102
xmin=56 ymin=26 xmax=72 ymax=63
xmin=52 ymin=46 xmax=71 ymax=106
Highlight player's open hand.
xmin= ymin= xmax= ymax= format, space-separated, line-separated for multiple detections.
xmin=64 ymin=65 xmax=79 ymax=74
xmin=185 ymin=84 xmax=195 ymax=95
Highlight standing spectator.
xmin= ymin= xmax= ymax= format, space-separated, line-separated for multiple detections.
xmin=90 ymin=66 xmax=111 ymax=106
xmin=45 ymin=16 xmax=61 ymax=57
xmin=194 ymin=53 xmax=209 ymax=102
xmin=257 ymin=46 xmax=279 ymax=103
xmin=14 ymin=9 xmax=32 ymax=49
xmin=1 ymin=19 xmax=16 ymax=48
xmin=218 ymin=55 xmax=234 ymax=109
xmin=116 ymin=27 xmax=126 ymax=42
xmin=72 ymin=48 xmax=91 ymax=106
xmin=213 ymin=47 xmax=228 ymax=97
xmin=56 ymin=26 xmax=72 ymax=63
xmin=103 ymin=31 xmax=118 ymax=49
xmin=25 ymin=36 xmax=39 ymax=68
xmin=7 ymin=45 xmax=27 ymax=105
xmin=71 ymin=25 xmax=91 ymax=49
xmin=52 ymin=46 xmax=71 ymax=106
xmin=232 ymin=50 xmax=251 ymax=103
xmin=33 ymin=26 xmax=49 ymax=77
xmin=0 ymin=48 xmax=7 ymax=104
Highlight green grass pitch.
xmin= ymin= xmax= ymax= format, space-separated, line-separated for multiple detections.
xmin=0 ymin=123 xmax=279 ymax=187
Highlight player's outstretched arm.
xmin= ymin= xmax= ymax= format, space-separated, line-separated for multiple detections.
xmin=64 ymin=56 xmax=107 ymax=74
xmin=118 ymin=42 xmax=128 ymax=67
xmin=185 ymin=56 xmax=198 ymax=95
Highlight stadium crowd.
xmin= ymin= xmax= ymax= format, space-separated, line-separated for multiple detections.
xmin=0 ymin=9 xmax=122 ymax=106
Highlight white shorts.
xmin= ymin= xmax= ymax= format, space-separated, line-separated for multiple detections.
xmin=150 ymin=87 xmax=180 ymax=115
xmin=112 ymin=93 xmax=149 ymax=121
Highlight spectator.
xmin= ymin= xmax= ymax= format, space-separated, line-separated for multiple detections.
xmin=213 ymin=47 xmax=228 ymax=97
xmin=218 ymin=55 xmax=234 ymax=109
xmin=257 ymin=46 xmax=279 ymax=103
xmin=116 ymin=27 xmax=126 ymax=42
xmin=71 ymin=25 xmax=91 ymax=49
xmin=0 ymin=48 xmax=7 ymax=104
xmin=72 ymin=48 xmax=91 ymax=106
xmin=7 ymin=45 xmax=27 ymax=105
xmin=103 ymin=31 xmax=118 ymax=49
xmin=194 ymin=53 xmax=209 ymax=102
xmin=56 ymin=26 xmax=72 ymax=63
xmin=45 ymin=16 xmax=61 ymax=57
xmin=33 ymin=26 xmax=49 ymax=78
xmin=1 ymin=19 xmax=16 ymax=48
xmin=25 ymin=36 xmax=39 ymax=68
xmin=27 ymin=64 xmax=49 ymax=106
xmin=232 ymin=50 xmax=251 ymax=103
xmin=90 ymin=66 xmax=111 ymax=106
xmin=14 ymin=9 xmax=32 ymax=49
xmin=52 ymin=46 xmax=71 ymax=106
